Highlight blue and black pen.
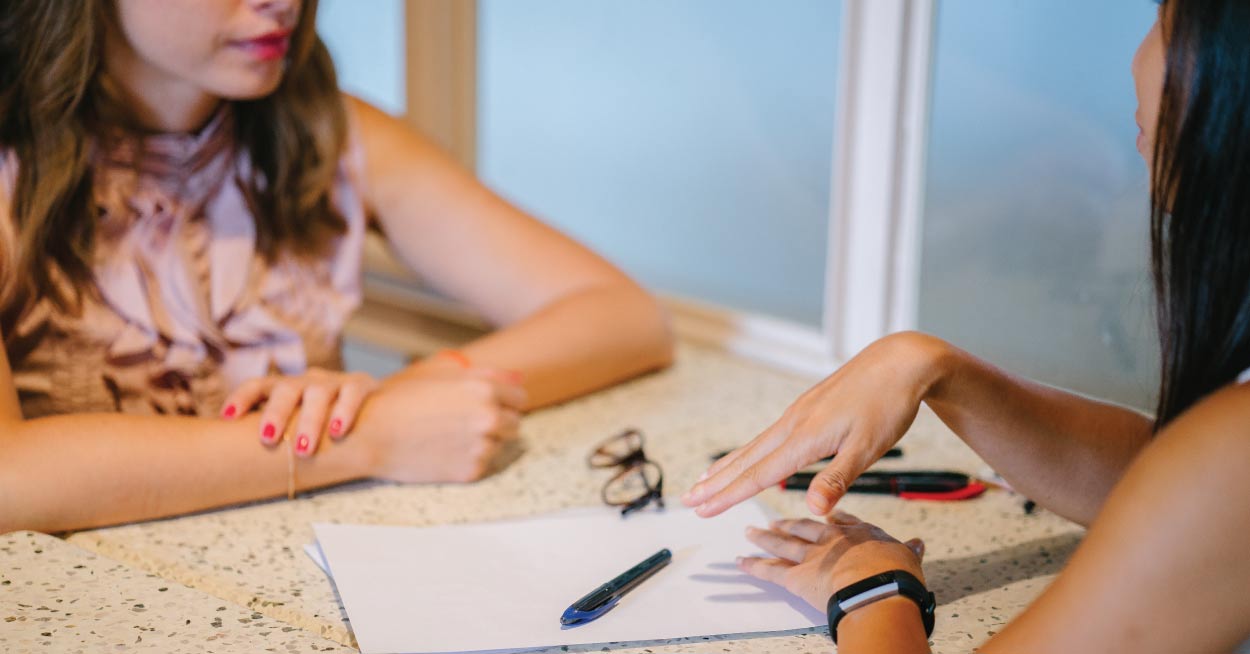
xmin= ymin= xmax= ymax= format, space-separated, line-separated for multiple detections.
xmin=560 ymin=548 xmax=672 ymax=626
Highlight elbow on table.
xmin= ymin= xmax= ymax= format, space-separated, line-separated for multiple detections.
xmin=0 ymin=456 xmax=32 ymax=535
xmin=0 ymin=420 xmax=73 ymax=536
xmin=630 ymin=286 xmax=676 ymax=373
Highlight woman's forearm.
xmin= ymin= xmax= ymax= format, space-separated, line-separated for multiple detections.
xmin=443 ymin=283 xmax=674 ymax=409
xmin=923 ymin=339 xmax=1153 ymax=525
xmin=0 ymin=412 xmax=372 ymax=534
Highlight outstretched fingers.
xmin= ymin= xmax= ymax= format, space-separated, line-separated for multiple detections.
xmin=682 ymin=423 xmax=797 ymax=511
xmin=745 ymin=526 xmax=812 ymax=563
xmin=689 ymin=444 xmax=809 ymax=518
xmin=736 ymin=556 xmax=793 ymax=586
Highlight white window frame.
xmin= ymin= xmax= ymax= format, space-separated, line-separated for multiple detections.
xmin=827 ymin=0 xmax=936 ymax=362
xmin=671 ymin=0 xmax=936 ymax=377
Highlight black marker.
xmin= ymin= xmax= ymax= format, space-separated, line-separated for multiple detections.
xmin=710 ymin=447 xmax=903 ymax=463
xmin=781 ymin=470 xmax=986 ymax=501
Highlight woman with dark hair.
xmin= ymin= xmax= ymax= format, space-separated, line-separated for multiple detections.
xmin=684 ymin=1 xmax=1250 ymax=651
xmin=0 ymin=0 xmax=673 ymax=534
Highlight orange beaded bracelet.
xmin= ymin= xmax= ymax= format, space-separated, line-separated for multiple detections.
xmin=437 ymin=349 xmax=472 ymax=370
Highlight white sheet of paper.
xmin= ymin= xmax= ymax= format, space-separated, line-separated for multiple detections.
xmin=305 ymin=542 xmax=329 ymax=573
xmin=313 ymin=502 xmax=824 ymax=654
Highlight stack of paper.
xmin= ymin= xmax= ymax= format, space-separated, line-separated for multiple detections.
xmin=311 ymin=502 xmax=823 ymax=654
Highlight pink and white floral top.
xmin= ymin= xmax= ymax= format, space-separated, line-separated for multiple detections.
xmin=0 ymin=106 xmax=367 ymax=418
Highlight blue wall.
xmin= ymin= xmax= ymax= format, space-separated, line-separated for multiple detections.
xmin=317 ymin=0 xmax=406 ymax=115
xmin=477 ymin=0 xmax=842 ymax=326
xmin=919 ymin=1 xmax=1161 ymax=407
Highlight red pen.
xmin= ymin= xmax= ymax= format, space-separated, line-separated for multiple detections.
xmin=780 ymin=470 xmax=987 ymax=501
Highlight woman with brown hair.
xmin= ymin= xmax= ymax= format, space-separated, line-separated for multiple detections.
xmin=0 ymin=0 xmax=673 ymax=533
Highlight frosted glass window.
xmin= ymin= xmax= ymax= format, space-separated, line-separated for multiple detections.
xmin=478 ymin=0 xmax=841 ymax=326
xmin=919 ymin=1 xmax=1160 ymax=408
xmin=317 ymin=0 xmax=406 ymax=116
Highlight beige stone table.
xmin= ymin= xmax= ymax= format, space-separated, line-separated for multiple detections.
xmin=0 ymin=530 xmax=350 ymax=652
xmin=60 ymin=343 xmax=1083 ymax=653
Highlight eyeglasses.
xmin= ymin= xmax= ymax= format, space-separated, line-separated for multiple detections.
xmin=587 ymin=428 xmax=665 ymax=517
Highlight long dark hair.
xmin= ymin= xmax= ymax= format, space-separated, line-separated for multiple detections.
xmin=0 ymin=0 xmax=347 ymax=316
xmin=1151 ymin=0 xmax=1250 ymax=427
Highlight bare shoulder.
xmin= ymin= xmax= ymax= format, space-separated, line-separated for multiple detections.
xmin=339 ymin=93 xmax=446 ymax=184
xmin=1158 ymin=381 xmax=1250 ymax=461
xmin=981 ymin=381 xmax=1250 ymax=653
xmin=1092 ymin=381 xmax=1250 ymax=537
xmin=342 ymin=94 xmax=388 ymax=129
xmin=341 ymin=93 xmax=419 ymax=153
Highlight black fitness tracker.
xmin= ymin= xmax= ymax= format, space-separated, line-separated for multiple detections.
xmin=826 ymin=569 xmax=936 ymax=644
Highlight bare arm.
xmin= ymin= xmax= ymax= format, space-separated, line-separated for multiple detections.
xmin=349 ymin=97 xmax=674 ymax=409
xmin=733 ymin=384 xmax=1250 ymax=654
xmin=686 ymin=332 xmax=1152 ymax=526
xmin=0 ymin=411 xmax=370 ymax=534
xmin=0 ymin=331 xmax=528 ymax=534
xmin=981 ymin=382 xmax=1250 ymax=653
xmin=924 ymin=339 xmax=1153 ymax=525
xmin=0 ymin=342 xmax=370 ymax=534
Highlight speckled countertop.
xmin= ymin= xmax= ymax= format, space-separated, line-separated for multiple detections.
xmin=5 ymin=344 xmax=1084 ymax=653
xmin=0 ymin=530 xmax=349 ymax=652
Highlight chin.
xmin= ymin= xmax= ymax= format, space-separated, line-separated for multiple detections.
xmin=211 ymin=70 xmax=287 ymax=101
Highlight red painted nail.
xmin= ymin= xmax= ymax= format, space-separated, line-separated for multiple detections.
xmin=329 ymin=418 xmax=343 ymax=436
xmin=221 ymin=404 xmax=237 ymax=419
xmin=296 ymin=434 xmax=310 ymax=454
xmin=262 ymin=423 xmax=276 ymax=441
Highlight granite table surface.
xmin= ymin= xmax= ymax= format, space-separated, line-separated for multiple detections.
xmin=5 ymin=343 xmax=1084 ymax=653
xmin=0 ymin=531 xmax=350 ymax=652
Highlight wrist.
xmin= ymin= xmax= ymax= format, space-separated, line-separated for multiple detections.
xmin=412 ymin=350 xmax=473 ymax=375
xmin=837 ymin=595 xmax=930 ymax=650
xmin=895 ymin=331 xmax=959 ymax=405
xmin=827 ymin=568 xmax=934 ymax=647
xmin=342 ymin=395 xmax=387 ymax=478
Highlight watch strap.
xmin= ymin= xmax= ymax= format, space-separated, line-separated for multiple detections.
xmin=826 ymin=569 xmax=935 ymax=644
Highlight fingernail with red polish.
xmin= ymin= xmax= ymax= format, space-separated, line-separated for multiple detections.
xmin=329 ymin=418 xmax=343 ymax=437
xmin=262 ymin=423 xmax=276 ymax=442
xmin=296 ymin=434 xmax=310 ymax=454
xmin=221 ymin=404 xmax=237 ymax=419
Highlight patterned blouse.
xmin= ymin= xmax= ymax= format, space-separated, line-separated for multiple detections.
xmin=0 ymin=105 xmax=367 ymax=418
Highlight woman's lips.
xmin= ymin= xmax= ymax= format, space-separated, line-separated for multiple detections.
xmin=232 ymin=30 xmax=292 ymax=61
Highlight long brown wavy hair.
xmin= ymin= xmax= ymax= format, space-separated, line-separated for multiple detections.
xmin=0 ymin=0 xmax=347 ymax=318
